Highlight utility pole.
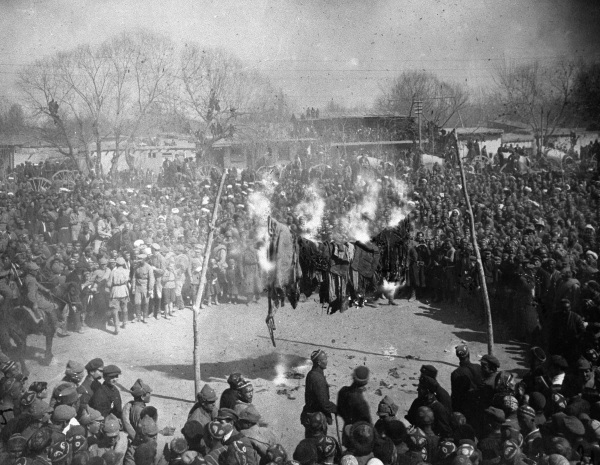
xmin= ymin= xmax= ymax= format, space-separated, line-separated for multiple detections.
xmin=414 ymin=100 xmax=423 ymax=150
xmin=192 ymin=172 xmax=228 ymax=394
xmin=454 ymin=132 xmax=494 ymax=355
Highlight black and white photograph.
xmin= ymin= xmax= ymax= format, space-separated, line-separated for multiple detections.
xmin=1 ymin=1 xmax=600 ymax=464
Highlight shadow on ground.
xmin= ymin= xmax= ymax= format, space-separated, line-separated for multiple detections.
xmin=414 ymin=302 xmax=529 ymax=370
xmin=143 ymin=352 xmax=308 ymax=382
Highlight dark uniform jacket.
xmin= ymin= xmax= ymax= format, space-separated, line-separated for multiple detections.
xmin=450 ymin=360 xmax=482 ymax=415
xmin=337 ymin=383 xmax=372 ymax=427
xmin=78 ymin=374 xmax=101 ymax=410
xmin=89 ymin=382 xmax=123 ymax=419
xmin=302 ymin=366 xmax=337 ymax=424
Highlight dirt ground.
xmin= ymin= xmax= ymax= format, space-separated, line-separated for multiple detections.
xmin=21 ymin=296 xmax=527 ymax=455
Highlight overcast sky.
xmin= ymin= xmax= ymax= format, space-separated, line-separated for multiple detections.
xmin=1 ymin=0 xmax=599 ymax=109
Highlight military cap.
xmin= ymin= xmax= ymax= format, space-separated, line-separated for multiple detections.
xmin=56 ymin=387 xmax=80 ymax=405
xmin=377 ymin=395 xmax=399 ymax=417
xmin=197 ymin=383 xmax=217 ymax=402
xmin=98 ymin=257 xmax=108 ymax=265
xmin=550 ymin=355 xmax=568 ymax=369
xmin=237 ymin=404 xmax=261 ymax=423
xmin=576 ymin=357 xmax=592 ymax=371
xmin=49 ymin=440 xmax=70 ymax=463
xmin=116 ymin=257 xmax=126 ymax=266
xmin=85 ymin=358 xmax=104 ymax=372
xmin=79 ymin=406 xmax=103 ymax=426
xmin=103 ymin=365 xmax=121 ymax=377
xmin=140 ymin=416 xmax=159 ymax=437
xmin=104 ymin=414 xmax=120 ymax=437
xmin=485 ymin=407 xmax=506 ymax=423
xmin=419 ymin=375 xmax=438 ymax=392
xmin=481 ymin=354 xmax=500 ymax=369
xmin=130 ymin=378 xmax=152 ymax=397
xmin=52 ymin=405 xmax=77 ymax=423
xmin=420 ymin=365 xmax=438 ymax=379
xmin=137 ymin=254 xmax=147 ymax=260
xmin=217 ymin=408 xmax=239 ymax=421
xmin=563 ymin=416 xmax=585 ymax=436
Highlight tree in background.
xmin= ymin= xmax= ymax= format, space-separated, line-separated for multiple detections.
xmin=17 ymin=30 xmax=290 ymax=175
xmin=375 ymin=70 xmax=469 ymax=128
xmin=179 ymin=45 xmax=290 ymax=166
xmin=104 ymin=30 xmax=177 ymax=175
xmin=17 ymin=55 xmax=84 ymax=168
xmin=492 ymin=58 xmax=579 ymax=153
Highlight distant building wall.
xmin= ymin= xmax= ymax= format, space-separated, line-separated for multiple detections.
xmin=13 ymin=146 xmax=65 ymax=166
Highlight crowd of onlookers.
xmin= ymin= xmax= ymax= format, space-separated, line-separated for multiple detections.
xmin=4 ymin=332 xmax=600 ymax=465
xmin=1 ymin=146 xmax=600 ymax=462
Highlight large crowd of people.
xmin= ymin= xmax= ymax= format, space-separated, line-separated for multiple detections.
xmin=0 ymin=142 xmax=600 ymax=463
xmin=4 ymin=340 xmax=600 ymax=464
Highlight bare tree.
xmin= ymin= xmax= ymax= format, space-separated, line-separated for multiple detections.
xmin=493 ymin=58 xmax=579 ymax=153
xmin=179 ymin=45 xmax=293 ymax=166
xmin=17 ymin=55 xmax=81 ymax=166
xmin=375 ymin=70 xmax=469 ymax=128
xmin=59 ymin=45 xmax=114 ymax=174
xmin=105 ymin=30 xmax=177 ymax=175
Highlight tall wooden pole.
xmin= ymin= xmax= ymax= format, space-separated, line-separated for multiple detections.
xmin=192 ymin=172 xmax=228 ymax=394
xmin=454 ymin=133 xmax=495 ymax=355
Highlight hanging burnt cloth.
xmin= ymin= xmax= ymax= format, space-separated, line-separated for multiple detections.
xmin=265 ymin=216 xmax=302 ymax=346
xmin=319 ymin=241 xmax=350 ymax=314
xmin=298 ymin=237 xmax=327 ymax=297
xmin=372 ymin=229 xmax=402 ymax=281
xmin=350 ymin=240 xmax=381 ymax=299
xmin=267 ymin=216 xmax=302 ymax=310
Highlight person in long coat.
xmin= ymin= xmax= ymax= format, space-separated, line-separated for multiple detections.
xmin=240 ymin=238 xmax=262 ymax=304
xmin=337 ymin=366 xmax=372 ymax=447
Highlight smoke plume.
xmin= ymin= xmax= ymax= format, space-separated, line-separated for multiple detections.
xmin=294 ymin=183 xmax=325 ymax=241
